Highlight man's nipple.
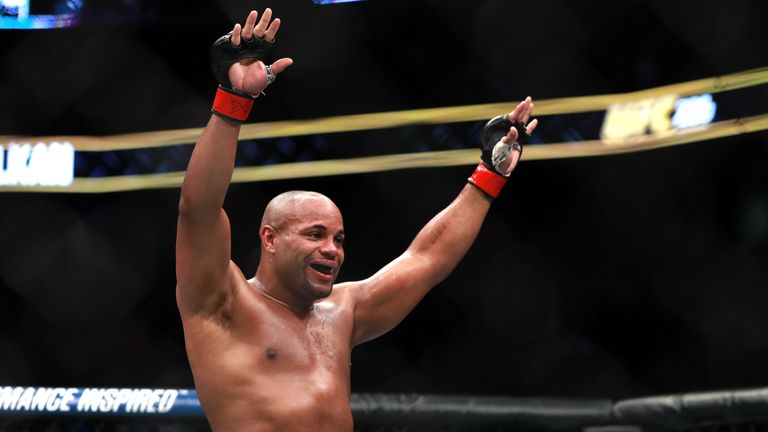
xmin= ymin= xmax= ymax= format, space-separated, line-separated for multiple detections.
xmin=266 ymin=347 xmax=277 ymax=360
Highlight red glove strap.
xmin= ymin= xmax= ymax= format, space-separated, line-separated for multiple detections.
xmin=467 ymin=163 xmax=507 ymax=199
xmin=211 ymin=86 xmax=255 ymax=123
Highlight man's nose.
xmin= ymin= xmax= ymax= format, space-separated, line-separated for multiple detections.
xmin=319 ymin=237 xmax=341 ymax=257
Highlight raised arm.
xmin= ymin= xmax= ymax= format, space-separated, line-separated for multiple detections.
xmin=176 ymin=9 xmax=292 ymax=317
xmin=350 ymin=97 xmax=538 ymax=345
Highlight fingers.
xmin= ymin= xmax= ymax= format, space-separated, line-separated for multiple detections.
xmin=231 ymin=23 xmax=242 ymax=47
xmin=501 ymin=126 xmax=518 ymax=145
xmin=526 ymin=118 xmax=538 ymax=135
xmin=269 ymin=57 xmax=294 ymax=74
xmin=232 ymin=8 xmax=282 ymax=46
xmin=505 ymin=96 xmax=537 ymax=135
xmin=500 ymin=95 xmax=537 ymax=145
xmin=264 ymin=18 xmax=281 ymax=42
xmin=506 ymin=96 xmax=530 ymax=123
xmin=241 ymin=10 xmax=258 ymax=41
xmin=254 ymin=8 xmax=273 ymax=39
xmin=231 ymin=10 xmax=257 ymax=47
xmin=522 ymin=100 xmax=534 ymax=124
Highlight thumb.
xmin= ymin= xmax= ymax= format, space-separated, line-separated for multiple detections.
xmin=269 ymin=58 xmax=294 ymax=75
xmin=501 ymin=125 xmax=519 ymax=145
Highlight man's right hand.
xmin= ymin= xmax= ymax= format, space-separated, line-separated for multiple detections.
xmin=226 ymin=8 xmax=293 ymax=96
xmin=467 ymin=97 xmax=538 ymax=199
xmin=483 ymin=97 xmax=537 ymax=176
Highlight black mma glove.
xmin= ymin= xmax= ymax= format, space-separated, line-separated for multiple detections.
xmin=210 ymin=32 xmax=274 ymax=123
xmin=467 ymin=115 xmax=529 ymax=199
xmin=210 ymin=32 xmax=272 ymax=89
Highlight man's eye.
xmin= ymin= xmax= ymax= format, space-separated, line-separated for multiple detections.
xmin=335 ymin=237 xmax=345 ymax=246
xmin=308 ymin=232 xmax=322 ymax=239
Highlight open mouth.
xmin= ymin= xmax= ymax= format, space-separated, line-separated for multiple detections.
xmin=310 ymin=263 xmax=334 ymax=275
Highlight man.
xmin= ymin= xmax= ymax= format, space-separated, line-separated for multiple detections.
xmin=175 ymin=7 xmax=538 ymax=432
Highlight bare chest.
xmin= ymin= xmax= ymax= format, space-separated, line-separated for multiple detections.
xmin=252 ymin=311 xmax=351 ymax=372
xmin=184 ymin=298 xmax=355 ymax=424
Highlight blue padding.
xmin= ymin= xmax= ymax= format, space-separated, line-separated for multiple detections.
xmin=0 ymin=387 xmax=203 ymax=417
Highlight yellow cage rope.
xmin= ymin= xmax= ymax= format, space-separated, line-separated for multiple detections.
xmin=1 ymin=113 xmax=765 ymax=194
xmin=1 ymin=66 xmax=767 ymax=152
xmin=1 ymin=66 xmax=767 ymax=193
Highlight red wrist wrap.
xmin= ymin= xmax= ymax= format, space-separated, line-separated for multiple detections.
xmin=211 ymin=85 xmax=255 ymax=123
xmin=467 ymin=163 xmax=507 ymax=199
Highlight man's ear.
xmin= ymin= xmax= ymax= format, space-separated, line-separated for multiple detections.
xmin=261 ymin=225 xmax=278 ymax=253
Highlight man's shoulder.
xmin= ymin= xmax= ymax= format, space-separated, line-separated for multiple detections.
xmin=325 ymin=279 xmax=373 ymax=311
xmin=319 ymin=281 xmax=364 ymax=308
xmin=330 ymin=280 xmax=366 ymax=296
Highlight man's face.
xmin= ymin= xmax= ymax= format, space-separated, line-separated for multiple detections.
xmin=270 ymin=196 xmax=345 ymax=301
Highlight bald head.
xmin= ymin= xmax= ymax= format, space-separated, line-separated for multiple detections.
xmin=256 ymin=190 xmax=346 ymax=303
xmin=261 ymin=191 xmax=340 ymax=230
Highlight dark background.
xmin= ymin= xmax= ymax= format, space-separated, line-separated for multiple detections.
xmin=1 ymin=0 xmax=768 ymax=400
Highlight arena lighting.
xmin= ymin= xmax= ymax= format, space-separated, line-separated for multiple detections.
xmin=600 ymin=93 xmax=717 ymax=140
xmin=0 ymin=67 xmax=766 ymax=193
xmin=313 ymin=0 xmax=368 ymax=4
xmin=0 ymin=142 xmax=75 ymax=187
xmin=671 ymin=94 xmax=718 ymax=129
xmin=0 ymin=386 xmax=199 ymax=416
xmin=0 ymin=0 xmax=82 ymax=29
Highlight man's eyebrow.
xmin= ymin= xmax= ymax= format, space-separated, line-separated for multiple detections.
xmin=299 ymin=224 xmax=328 ymax=232
xmin=301 ymin=224 xmax=343 ymax=236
